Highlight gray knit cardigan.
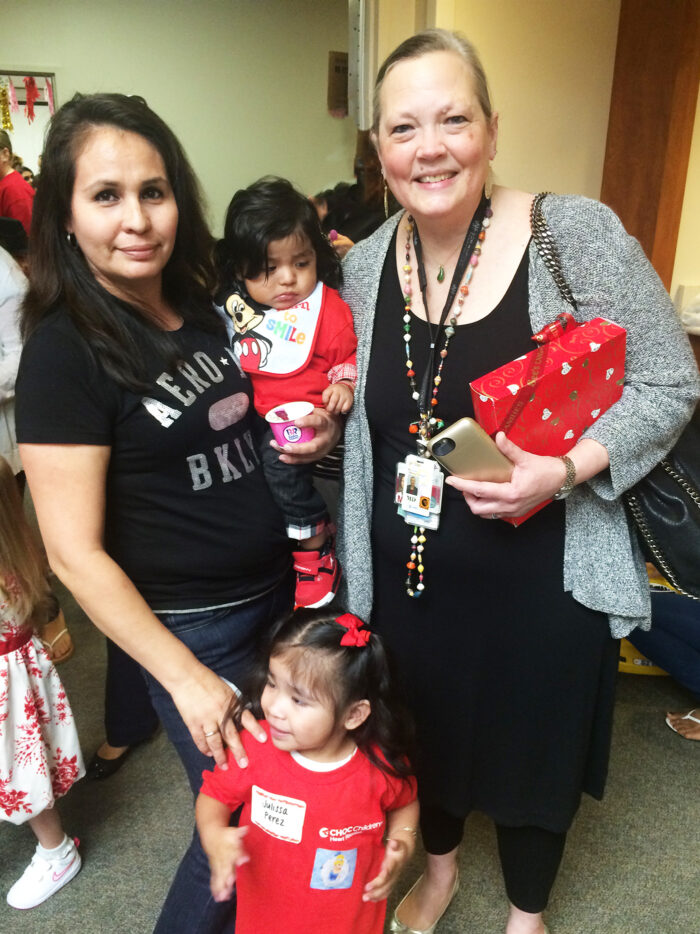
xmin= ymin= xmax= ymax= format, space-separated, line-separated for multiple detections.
xmin=338 ymin=195 xmax=700 ymax=638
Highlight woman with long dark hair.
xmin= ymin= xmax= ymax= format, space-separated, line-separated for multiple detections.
xmin=15 ymin=92 xmax=340 ymax=932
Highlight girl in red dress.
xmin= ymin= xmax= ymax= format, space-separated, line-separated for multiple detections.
xmin=0 ymin=455 xmax=84 ymax=909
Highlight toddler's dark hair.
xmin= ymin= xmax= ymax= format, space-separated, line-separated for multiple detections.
xmin=214 ymin=176 xmax=342 ymax=293
xmin=239 ymin=607 xmax=414 ymax=779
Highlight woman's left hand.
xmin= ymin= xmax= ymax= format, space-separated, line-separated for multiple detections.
xmin=445 ymin=431 xmax=569 ymax=519
xmin=270 ymin=407 xmax=342 ymax=465
xmin=171 ymin=665 xmax=266 ymax=769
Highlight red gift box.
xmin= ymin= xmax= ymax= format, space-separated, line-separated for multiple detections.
xmin=469 ymin=312 xmax=626 ymax=525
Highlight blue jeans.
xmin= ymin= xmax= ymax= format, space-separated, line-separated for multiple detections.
xmin=628 ymin=591 xmax=700 ymax=698
xmin=145 ymin=575 xmax=294 ymax=934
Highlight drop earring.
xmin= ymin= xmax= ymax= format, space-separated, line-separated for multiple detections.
xmin=484 ymin=166 xmax=493 ymax=200
xmin=383 ymin=180 xmax=389 ymax=219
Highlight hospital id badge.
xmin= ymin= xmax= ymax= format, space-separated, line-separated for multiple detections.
xmin=394 ymin=455 xmax=443 ymax=530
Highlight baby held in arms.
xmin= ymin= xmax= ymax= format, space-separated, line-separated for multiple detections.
xmin=215 ymin=176 xmax=357 ymax=609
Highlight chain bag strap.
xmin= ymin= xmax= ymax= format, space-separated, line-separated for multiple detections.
xmin=530 ymin=192 xmax=700 ymax=600
xmin=530 ymin=192 xmax=578 ymax=311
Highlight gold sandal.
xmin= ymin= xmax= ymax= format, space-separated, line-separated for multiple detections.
xmin=39 ymin=610 xmax=74 ymax=664
xmin=390 ymin=872 xmax=459 ymax=933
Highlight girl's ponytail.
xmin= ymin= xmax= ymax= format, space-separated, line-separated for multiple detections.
xmin=337 ymin=614 xmax=414 ymax=779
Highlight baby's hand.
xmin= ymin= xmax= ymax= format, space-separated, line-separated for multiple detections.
xmin=322 ymin=381 xmax=354 ymax=415
xmin=208 ymin=826 xmax=250 ymax=902
xmin=362 ymin=837 xmax=411 ymax=902
xmin=329 ymin=232 xmax=354 ymax=259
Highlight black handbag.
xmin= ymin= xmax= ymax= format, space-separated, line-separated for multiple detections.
xmin=531 ymin=192 xmax=700 ymax=600
xmin=623 ymin=409 xmax=700 ymax=599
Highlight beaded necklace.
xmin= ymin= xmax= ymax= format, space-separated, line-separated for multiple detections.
xmin=401 ymin=196 xmax=492 ymax=597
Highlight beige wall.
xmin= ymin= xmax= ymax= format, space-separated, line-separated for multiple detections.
xmin=378 ymin=0 xmax=429 ymax=62
xmin=3 ymin=0 xmax=356 ymax=234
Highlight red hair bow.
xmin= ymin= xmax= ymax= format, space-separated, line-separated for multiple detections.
xmin=336 ymin=613 xmax=371 ymax=647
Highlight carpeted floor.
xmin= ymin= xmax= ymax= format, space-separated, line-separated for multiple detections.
xmin=1 ymin=579 xmax=699 ymax=933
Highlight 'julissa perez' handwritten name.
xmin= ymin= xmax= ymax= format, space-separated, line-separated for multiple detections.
xmin=261 ymin=799 xmax=289 ymax=826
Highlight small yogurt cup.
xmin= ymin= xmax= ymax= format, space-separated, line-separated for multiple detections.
xmin=265 ymin=401 xmax=316 ymax=445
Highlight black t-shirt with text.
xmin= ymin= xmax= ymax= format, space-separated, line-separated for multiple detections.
xmin=16 ymin=308 xmax=290 ymax=609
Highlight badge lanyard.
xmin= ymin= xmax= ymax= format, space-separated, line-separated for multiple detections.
xmin=395 ymin=194 xmax=491 ymax=596
xmin=412 ymin=194 xmax=489 ymax=437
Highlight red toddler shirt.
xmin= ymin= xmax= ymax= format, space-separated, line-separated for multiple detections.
xmin=228 ymin=282 xmax=357 ymax=416
xmin=200 ymin=722 xmax=416 ymax=934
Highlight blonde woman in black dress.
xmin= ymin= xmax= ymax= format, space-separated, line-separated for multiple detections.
xmin=339 ymin=29 xmax=699 ymax=934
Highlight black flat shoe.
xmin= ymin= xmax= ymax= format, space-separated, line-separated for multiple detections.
xmin=85 ymin=747 xmax=132 ymax=781
xmin=85 ymin=725 xmax=160 ymax=781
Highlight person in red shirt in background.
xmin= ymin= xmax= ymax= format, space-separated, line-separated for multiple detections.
xmin=0 ymin=131 xmax=36 ymax=236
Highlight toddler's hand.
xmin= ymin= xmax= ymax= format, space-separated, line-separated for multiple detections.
xmin=208 ymin=826 xmax=250 ymax=902
xmin=362 ymin=837 xmax=410 ymax=902
xmin=322 ymin=381 xmax=354 ymax=415
xmin=329 ymin=232 xmax=354 ymax=259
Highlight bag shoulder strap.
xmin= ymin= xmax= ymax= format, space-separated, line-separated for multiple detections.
xmin=530 ymin=192 xmax=578 ymax=312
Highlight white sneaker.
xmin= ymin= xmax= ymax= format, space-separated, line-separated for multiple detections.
xmin=7 ymin=836 xmax=81 ymax=909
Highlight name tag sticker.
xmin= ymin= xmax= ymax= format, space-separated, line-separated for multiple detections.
xmin=251 ymin=785 xmax=306 ymax=843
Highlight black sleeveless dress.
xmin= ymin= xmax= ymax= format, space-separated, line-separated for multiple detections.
xmin=365 ymin=240 xmax=619 ymax=833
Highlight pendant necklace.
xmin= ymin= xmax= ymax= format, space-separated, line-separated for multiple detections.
xmin=401 ymin=194 xmax=492 ymax=597
xmin=434 ymin=242 xmax=463 ymax=284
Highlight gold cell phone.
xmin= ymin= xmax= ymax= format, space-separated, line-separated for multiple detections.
xmin=426 ymin=417 xmax=513 ymax=482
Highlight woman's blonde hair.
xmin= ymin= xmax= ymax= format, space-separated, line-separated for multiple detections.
xmin=372 ymin=28 xmax=493 ymax=134
xmin=0 ymin=457 xmax=51 ymax=626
